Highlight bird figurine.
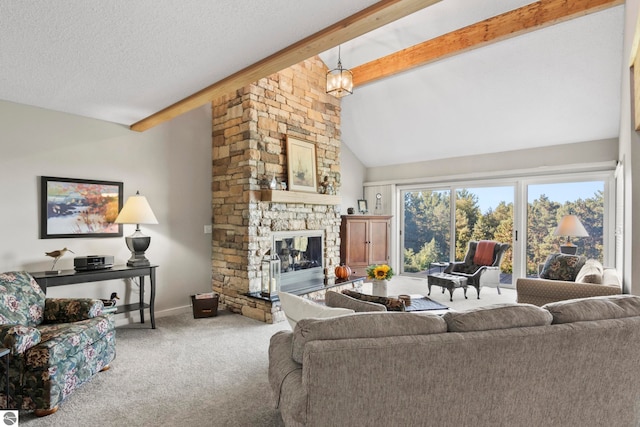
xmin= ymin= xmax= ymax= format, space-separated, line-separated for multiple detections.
xmin=100 ymin=292 xmax=120 ymax=307
xmin=45 ymin=247 xmax=74 ymax=271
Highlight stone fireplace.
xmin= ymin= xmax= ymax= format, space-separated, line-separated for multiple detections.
xmin=211 ymin=56 xmax=342 ymax=323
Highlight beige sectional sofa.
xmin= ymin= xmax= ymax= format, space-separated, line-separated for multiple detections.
xmin=269 ymin=295 xmax=640 ymax=426
xmin=517 ymin=256 xmax=621 ymax=306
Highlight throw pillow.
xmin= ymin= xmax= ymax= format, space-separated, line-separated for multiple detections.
xmin=325 ymin=291 xmax=387 ymax=312
xmin=341 ymin=290 xmax=405 ymax=311
xmin=277 ymin=292 xmax=354 ymax=329
xmin=539 ymin=253 xmax=586 ymax=281
xmin=575 ymin=259 xmax=604 ymax=284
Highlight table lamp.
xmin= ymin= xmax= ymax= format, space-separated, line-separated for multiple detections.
xmin=554 ymin=214 xmax=588 ymax=255
xmin=115 ymin=191 xmax=158 ymax=266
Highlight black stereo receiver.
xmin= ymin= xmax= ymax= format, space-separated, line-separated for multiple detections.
xmin=74 ymin=255 xmax=114 ymax=271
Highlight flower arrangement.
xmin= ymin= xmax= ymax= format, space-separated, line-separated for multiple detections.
xmin=366 ymin=264 xmax=394 ymax=281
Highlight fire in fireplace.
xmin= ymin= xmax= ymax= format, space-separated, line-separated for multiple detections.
xmin=273 ymin=230 xmax=324 ymax=294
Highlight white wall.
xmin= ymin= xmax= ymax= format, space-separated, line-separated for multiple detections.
xmin=0 ymin=101 xmax=212 ymax=322
xmin=339 ymin=141 xmax=366 ymax=212
xmin=620 ymin=0 xmax=640 ymax=294
xmin=365 ymin=138 xmax=618 ymax=183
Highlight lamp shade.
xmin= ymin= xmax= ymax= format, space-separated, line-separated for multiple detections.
xmin=115 ymin=192 xmax=158 ymax=225
xmin=553 ymin=215 xmax=588 ymax=238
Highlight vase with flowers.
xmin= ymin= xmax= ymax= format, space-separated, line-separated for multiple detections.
xmin=367 ymin=264 xmax=394 ymax=297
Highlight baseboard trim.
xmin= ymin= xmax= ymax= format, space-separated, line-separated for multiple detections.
xmin=111 ymin=305 xmax=192 ymax=327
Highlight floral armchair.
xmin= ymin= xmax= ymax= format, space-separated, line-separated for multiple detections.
xmin=444 ymin=240 xmax=510 ymax=297
xmin=0 ymin=271 xmax=115 ymax=416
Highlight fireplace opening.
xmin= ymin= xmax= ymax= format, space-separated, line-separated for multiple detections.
xmin=273 ymin=230 xmax=324 ymax=294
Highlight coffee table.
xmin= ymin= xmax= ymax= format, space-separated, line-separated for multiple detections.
xmin=390 ymin=293 xmax=449 ymax=314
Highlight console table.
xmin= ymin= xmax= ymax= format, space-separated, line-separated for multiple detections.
xmin=31 ymin=265 xmax=157 ymax=329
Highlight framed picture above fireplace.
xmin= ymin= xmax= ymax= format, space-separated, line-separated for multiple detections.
xmin=286 ymin=136 xmax=318 ymax=193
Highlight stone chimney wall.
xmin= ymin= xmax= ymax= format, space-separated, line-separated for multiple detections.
xmin=211 ymin=56 xmax=342 ymax=323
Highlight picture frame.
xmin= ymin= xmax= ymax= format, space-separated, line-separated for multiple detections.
xmin=358 ymin=199 xmax=368 ymax=214
xmin=286 ymin=136 xmax=318 ymax=193
xmin=40 ymin=176 xmax=123 ymax=239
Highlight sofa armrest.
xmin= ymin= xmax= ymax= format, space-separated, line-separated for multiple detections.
xmin=516 ymin=277 xmax=621 ymax=307
xmin=444 ymin=262 xmax=461 ymax=274
xmin=268 ymin=331 xmax=302 ymax=409
xmin=43 ymin=298 xmax=105 ymax=323
xmin=0 ymin=324 xmax=41 ymax=354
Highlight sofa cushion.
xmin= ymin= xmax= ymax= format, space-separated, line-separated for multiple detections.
xmin=291 ymin=312 xmax=446 ymax=363
xmin=278 ymin=292 xmax=354 ymax=330
xmin=539 ymin=253 xmax=586 ymax=281
xmin=602 ymin=268 xmax=621 ymax=287
xmin=443 ymin=303 xmax=553 ymax=332
xmin=0 ymin=271 xmax=45 ymax=327
xmin=341 ymin=290 xmax=405 ymax=311
xmin=325 ymin=291 xmax=386 ymax=312
xmin=543 ymin=295 xmax=640 ymax=324
xmin=27 ymin=315 xmax=114 ymax=368
xmin=575 ymin=259 xmax=604 ymax=284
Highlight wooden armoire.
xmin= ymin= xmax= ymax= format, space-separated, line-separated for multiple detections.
xmin=339 ymin=215 xmax=392 ymax=276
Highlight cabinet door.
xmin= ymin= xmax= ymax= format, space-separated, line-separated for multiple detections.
xmin=368 ymin=219 xmax=390 ymax=265
xmin=345 ymin=219 xmax=369 ymax=268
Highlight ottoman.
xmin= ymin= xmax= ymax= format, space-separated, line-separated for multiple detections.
xmin=427 ymin=272 xmax=469 ymax=302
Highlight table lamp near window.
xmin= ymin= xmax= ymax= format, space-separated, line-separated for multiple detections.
xmin=554 ymin=214 xmax=589 ymax=255
xmin=115 ymin=191 xmax=158 ymax=267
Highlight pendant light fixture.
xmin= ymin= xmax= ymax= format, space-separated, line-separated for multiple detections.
xmin=326 ymin=46 xmax=353 ymax=98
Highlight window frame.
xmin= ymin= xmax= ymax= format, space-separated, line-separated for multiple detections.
xmin=397 ymin=170 xmax=615 ymax=285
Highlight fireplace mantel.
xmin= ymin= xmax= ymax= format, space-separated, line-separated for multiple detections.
xmin=261 ymin=189 xmax=341 ymax=205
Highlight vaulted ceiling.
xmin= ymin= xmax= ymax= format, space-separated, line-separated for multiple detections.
xmin=0 ymin=0 xmax=625 ymax=167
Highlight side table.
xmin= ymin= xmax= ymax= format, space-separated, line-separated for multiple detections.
xmin=1 ymin=347 xmax=9 ymax=409
xmin=429 ymin=262 xmax=448 ymax=273
xmin=31 ymin=265 xmax=157 ymax=329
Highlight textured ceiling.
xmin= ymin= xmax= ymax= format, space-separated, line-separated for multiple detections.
xmin=0 ymin=1 xmax=625 ymax=166
xmin=0 ymin=0 xmax=378 ymax=124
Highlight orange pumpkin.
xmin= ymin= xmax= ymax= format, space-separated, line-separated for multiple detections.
xmin=335 ymin=264 xmax=352 ymax=279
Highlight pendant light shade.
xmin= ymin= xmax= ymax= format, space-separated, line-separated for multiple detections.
xmin=326 ymin=46 xmax=353 ymax=98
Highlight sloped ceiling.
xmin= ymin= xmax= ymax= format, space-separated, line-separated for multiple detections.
xmin=0 ymin=1 xmax=624 ymax=167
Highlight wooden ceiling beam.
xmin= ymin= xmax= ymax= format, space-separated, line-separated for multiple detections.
xmin=352 ymin=0 xmax=624 ymax=88
xmin=130 ymin=0 xmax=441 ymax=132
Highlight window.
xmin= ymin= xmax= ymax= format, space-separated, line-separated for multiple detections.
xmin=399 ymin=172 xmax=613 ymax=285
xmin=402 ymin=189 xmax=451 ymax=274
xmin=526 ymin=180 xmax=605 ymax=277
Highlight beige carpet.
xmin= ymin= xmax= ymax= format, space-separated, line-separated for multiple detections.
xmin=20 ymin=311 xmax=289 ymax=427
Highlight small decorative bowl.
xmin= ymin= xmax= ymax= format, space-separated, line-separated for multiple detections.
xmin=398 ymin=294 xmax=411 ymax=306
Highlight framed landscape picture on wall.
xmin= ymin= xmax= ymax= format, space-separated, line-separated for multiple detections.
xmin=40 ymin=176 xmax=123 ymax=239
xmin=286 ymin=136 xmax=318 ymax=193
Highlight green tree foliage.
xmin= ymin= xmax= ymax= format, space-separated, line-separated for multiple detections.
xmin=454 ymin=189 xmax=480 ymax=260
xmin=404 ymin=238 xmax=440 ymax=272
xmin=403 ymin=190 xmax=450 ymax=258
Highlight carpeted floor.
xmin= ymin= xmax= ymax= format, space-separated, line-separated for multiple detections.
xmin=20 ymin=310 xmax=290 ymax=427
